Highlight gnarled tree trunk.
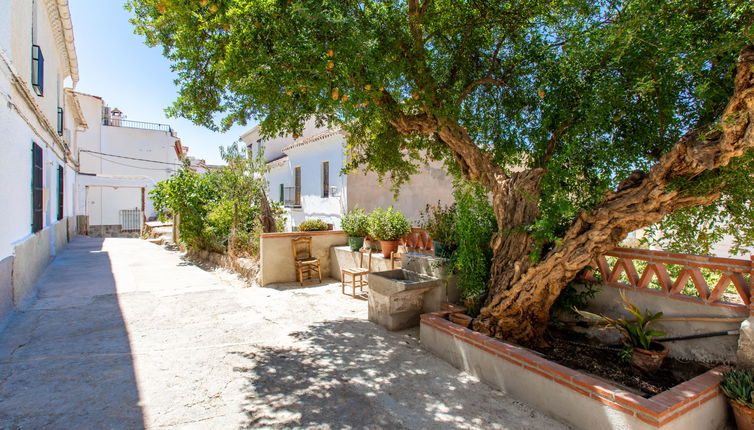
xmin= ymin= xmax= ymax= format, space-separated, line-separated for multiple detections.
xmin=393 ymin=45 xmax=754 ymax=347
xmin=474 ymin=45 xmax=754 ymax=346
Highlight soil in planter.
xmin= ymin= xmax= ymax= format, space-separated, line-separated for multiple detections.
xmin=535 ymin=329 xmax=716 ymax=397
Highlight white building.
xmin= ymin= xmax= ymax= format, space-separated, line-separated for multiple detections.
xmin=74 ymin=94 xmax=183 ymax=237
xmin=240 ymin=118 xmax=455 ymax=232
xmin=0 ymin=0 xmax=85 ymax=324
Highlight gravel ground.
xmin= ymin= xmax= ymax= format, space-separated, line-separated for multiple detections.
xmin=0 ymin=237 xmax=570 ymax=429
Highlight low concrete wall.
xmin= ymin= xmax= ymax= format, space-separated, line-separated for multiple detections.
xmin=0 ymin=256 xmax=13 ymax=328
xmin=53 ymin=219 xmax=68 ymax=255
xmin=421 ymin=313 xmax=729 ymax=430
xmin=11 ymin=228 xmax=51 ymax=306
xmin=260 ymin=230 xmax=348 ymax=286
xmin=572 ymin=283 xmax=746 ymax=363
xmin=87 ymin=225 xmax=139 ymax=238
xmin=185 ymin=248 xmax=259 ymax=281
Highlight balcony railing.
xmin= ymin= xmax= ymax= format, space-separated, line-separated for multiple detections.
xmin=283 ymin=186 xmax=301 ymax=208
xmin=102 ymin=117 xmax=173 ymax=133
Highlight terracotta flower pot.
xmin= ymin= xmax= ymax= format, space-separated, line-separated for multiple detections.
xmin=729 ymin=399 xmax=754 ymax=430
xmin=631 ymin=342 xmax=668 ymax=373
xmin=379 ymin=240 xmax=399 ymax=258
xmin=449 ymin=313 xmax=473 ymax=328
xmin=348 ymin=236 xmax=364 ymax=252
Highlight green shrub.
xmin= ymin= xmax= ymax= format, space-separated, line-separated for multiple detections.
xmin=341 ymin=209 xmax=369 ymax=237
xmin=368 ymin=207 xmax=412 ymax=241
xmin=298 ymin=219 xmax=329 ymax=231
xmin=450 ymin=183 xmax=496 ymax=314
xmin=419 ymin=202 xmax=456 ymax=244
xmin=204 ymin=200 xmax=261 ymax=255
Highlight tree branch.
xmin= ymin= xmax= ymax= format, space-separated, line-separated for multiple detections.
xmin=457 ymin=76 xmax=509 ymax=104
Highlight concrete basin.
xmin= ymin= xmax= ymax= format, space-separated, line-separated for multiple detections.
xmin=368 ymin=269 xmax=442 ymax=330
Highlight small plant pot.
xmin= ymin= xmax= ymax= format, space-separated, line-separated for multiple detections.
xmin=434 ymin=241 xmax=456 ymax=258
xmin=729 ymin=399 xmax=754 ymax=430
xmin=379 ymin=240 xmax=399 ymax=258
xmin=348 ymin=236 xmax=364 ymax=252
xmin=631 ymin=342 xmax=668 ymax=373
xmin=449 ymin=313 xmax=473 ymax=328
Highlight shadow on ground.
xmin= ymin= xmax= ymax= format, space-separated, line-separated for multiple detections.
xmin=234 ymin=319 xmax=553 ymax=430
xmin=0 ymin=237 xmax=145 ymax=429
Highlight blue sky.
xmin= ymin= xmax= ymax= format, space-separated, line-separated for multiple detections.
xmin=69 ymin=0 xmax=252 ymax=165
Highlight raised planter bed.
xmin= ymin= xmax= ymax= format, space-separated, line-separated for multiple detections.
xmin=420 ymin=312 xmax=729 ymax=430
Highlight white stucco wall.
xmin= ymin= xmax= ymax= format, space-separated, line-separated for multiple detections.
xmin=267 ymin=136 xmax=347 ymax=231
xmin=75 ymin=93 xmax=179 ymax=225
xmin=0 ymin=0 xmax=78 ymax=260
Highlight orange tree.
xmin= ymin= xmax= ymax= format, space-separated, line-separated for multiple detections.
xmin=128 ymin=0 xmax=754 ymax=346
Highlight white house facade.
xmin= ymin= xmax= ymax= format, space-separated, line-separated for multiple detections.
xmin=0 ymin=0 xmax=84 ymax=326
xmin=74 ymin=93 xmax=183 ymax=237
xmin=240 ymin=119 xmax=455 ymax=232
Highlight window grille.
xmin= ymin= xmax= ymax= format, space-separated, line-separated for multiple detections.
xmin=31 ymin=143 xmax=43 ymax=233
xmin=57 ymin=166 xmax=64 ymax=220
xmin=120 ymin=209 xmax=141 ymax=232
xmin=294 ymin=167 xmax=302 ymax=206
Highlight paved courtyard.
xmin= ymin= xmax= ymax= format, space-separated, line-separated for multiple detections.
xmin=0 ymin=237 xmax=569 ymax=429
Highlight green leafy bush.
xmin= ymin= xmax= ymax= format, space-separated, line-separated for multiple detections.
xmin=341 ymin=209 xmax=369 ymax=237
xmin=450 ymin=183 xmax=496 ymax=315
xmin=298 ymin=219 xmax=330 ymax=231
xmin=722 ymin=368 xmax=754 ymax=408
xmin=368 ymin=207 xmax=411 ymax=241
xmin=419 ymin=202 xmax=456 ymax=245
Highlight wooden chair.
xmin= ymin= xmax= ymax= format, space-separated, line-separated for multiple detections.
xmin=341 ymin=249 xmax=373 ymax=297
xmin=390 ymin=245 xmax=408 ymax=269
xmin=292 ymin=236 xmax=322 ymax=286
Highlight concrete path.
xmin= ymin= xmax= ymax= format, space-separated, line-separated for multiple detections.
xmin=0 ymin=237 xmax=569 ymax=429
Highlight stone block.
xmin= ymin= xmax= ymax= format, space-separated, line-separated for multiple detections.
xmin=368 ymin=269 xmax=441 ymax=330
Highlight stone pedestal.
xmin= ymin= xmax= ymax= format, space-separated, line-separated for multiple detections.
xmin=737 ymin=317 xmax=754 ymax=366
xmin=368 ymin=269 xmax=442 ymax=331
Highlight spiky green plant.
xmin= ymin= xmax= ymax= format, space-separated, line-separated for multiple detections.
xmin=722 ymin=368 xmax=754 ymax=408
xmin=576 ymin=291 xmax=665 ymax=350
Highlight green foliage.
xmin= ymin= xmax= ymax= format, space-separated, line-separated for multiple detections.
xmin=576 ymin=291 xmax=665 ymax=351
xmin=128 ymin=0 xmax=754 ymax=256
xmin=419 ymin=202 xmax=456 ymax=245
xmin=150 ymin=168 xmax=220 ymax=250
xmin=149 ymin=143 xmax=280 ymax=256
xmin=341 ymin=209 xmax=369 ymax=237
xmin=368 ymin=207 xmax=411 ymax=241
xmin=450 ymin=183 xmax=496 ymax=309
xmin=722 ymin=368 xmax=754 ymax=408
xmin=298 ymin=219 xmax=329 ymax=231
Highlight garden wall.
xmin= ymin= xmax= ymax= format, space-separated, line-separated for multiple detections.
xmin=421 ymin=312 xmax=729 ymax=430
xmin=571 ymin=283 xmax=745 ymax=363
xmin=259 ymin=230 xmax=347 ymax=285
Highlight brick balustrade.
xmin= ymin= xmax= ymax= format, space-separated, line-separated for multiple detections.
xmin=585 ymin=247 xmax=753 ymax=312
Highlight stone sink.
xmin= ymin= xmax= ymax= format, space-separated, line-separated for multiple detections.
xmin=368 ymin=269 xmax=442 ymax=331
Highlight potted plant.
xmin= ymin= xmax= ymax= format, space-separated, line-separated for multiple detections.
xmin=368 ymin=207 xmax=412 ymax=258
xmin=722 ymin=368 xmax=754 ymax=430
xmin=419 ymin=202 xmax=457 ymax=258
xmin=341 ymin=209 xmax=369 ymax=251
xmin=576 ymin=291 xmax=668 ymax=373
xmin=297 ymin=219 xmax=329 ymax=231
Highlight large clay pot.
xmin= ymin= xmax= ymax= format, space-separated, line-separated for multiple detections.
xmin=348 ymin=236 xmax=364 ymax=252
xmin=729 ymin=399 xmax=754 ymax=430
xmin=379 ymin=240 xmax=399 ymax=258
xmin=631 ymin=342 xmax=668 ymax=373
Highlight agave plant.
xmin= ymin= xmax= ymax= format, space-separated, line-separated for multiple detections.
xmin=722 ymin=368 xmax=754 ymax=408
xmin=575 ymin=291 xmax=665 ymax=351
